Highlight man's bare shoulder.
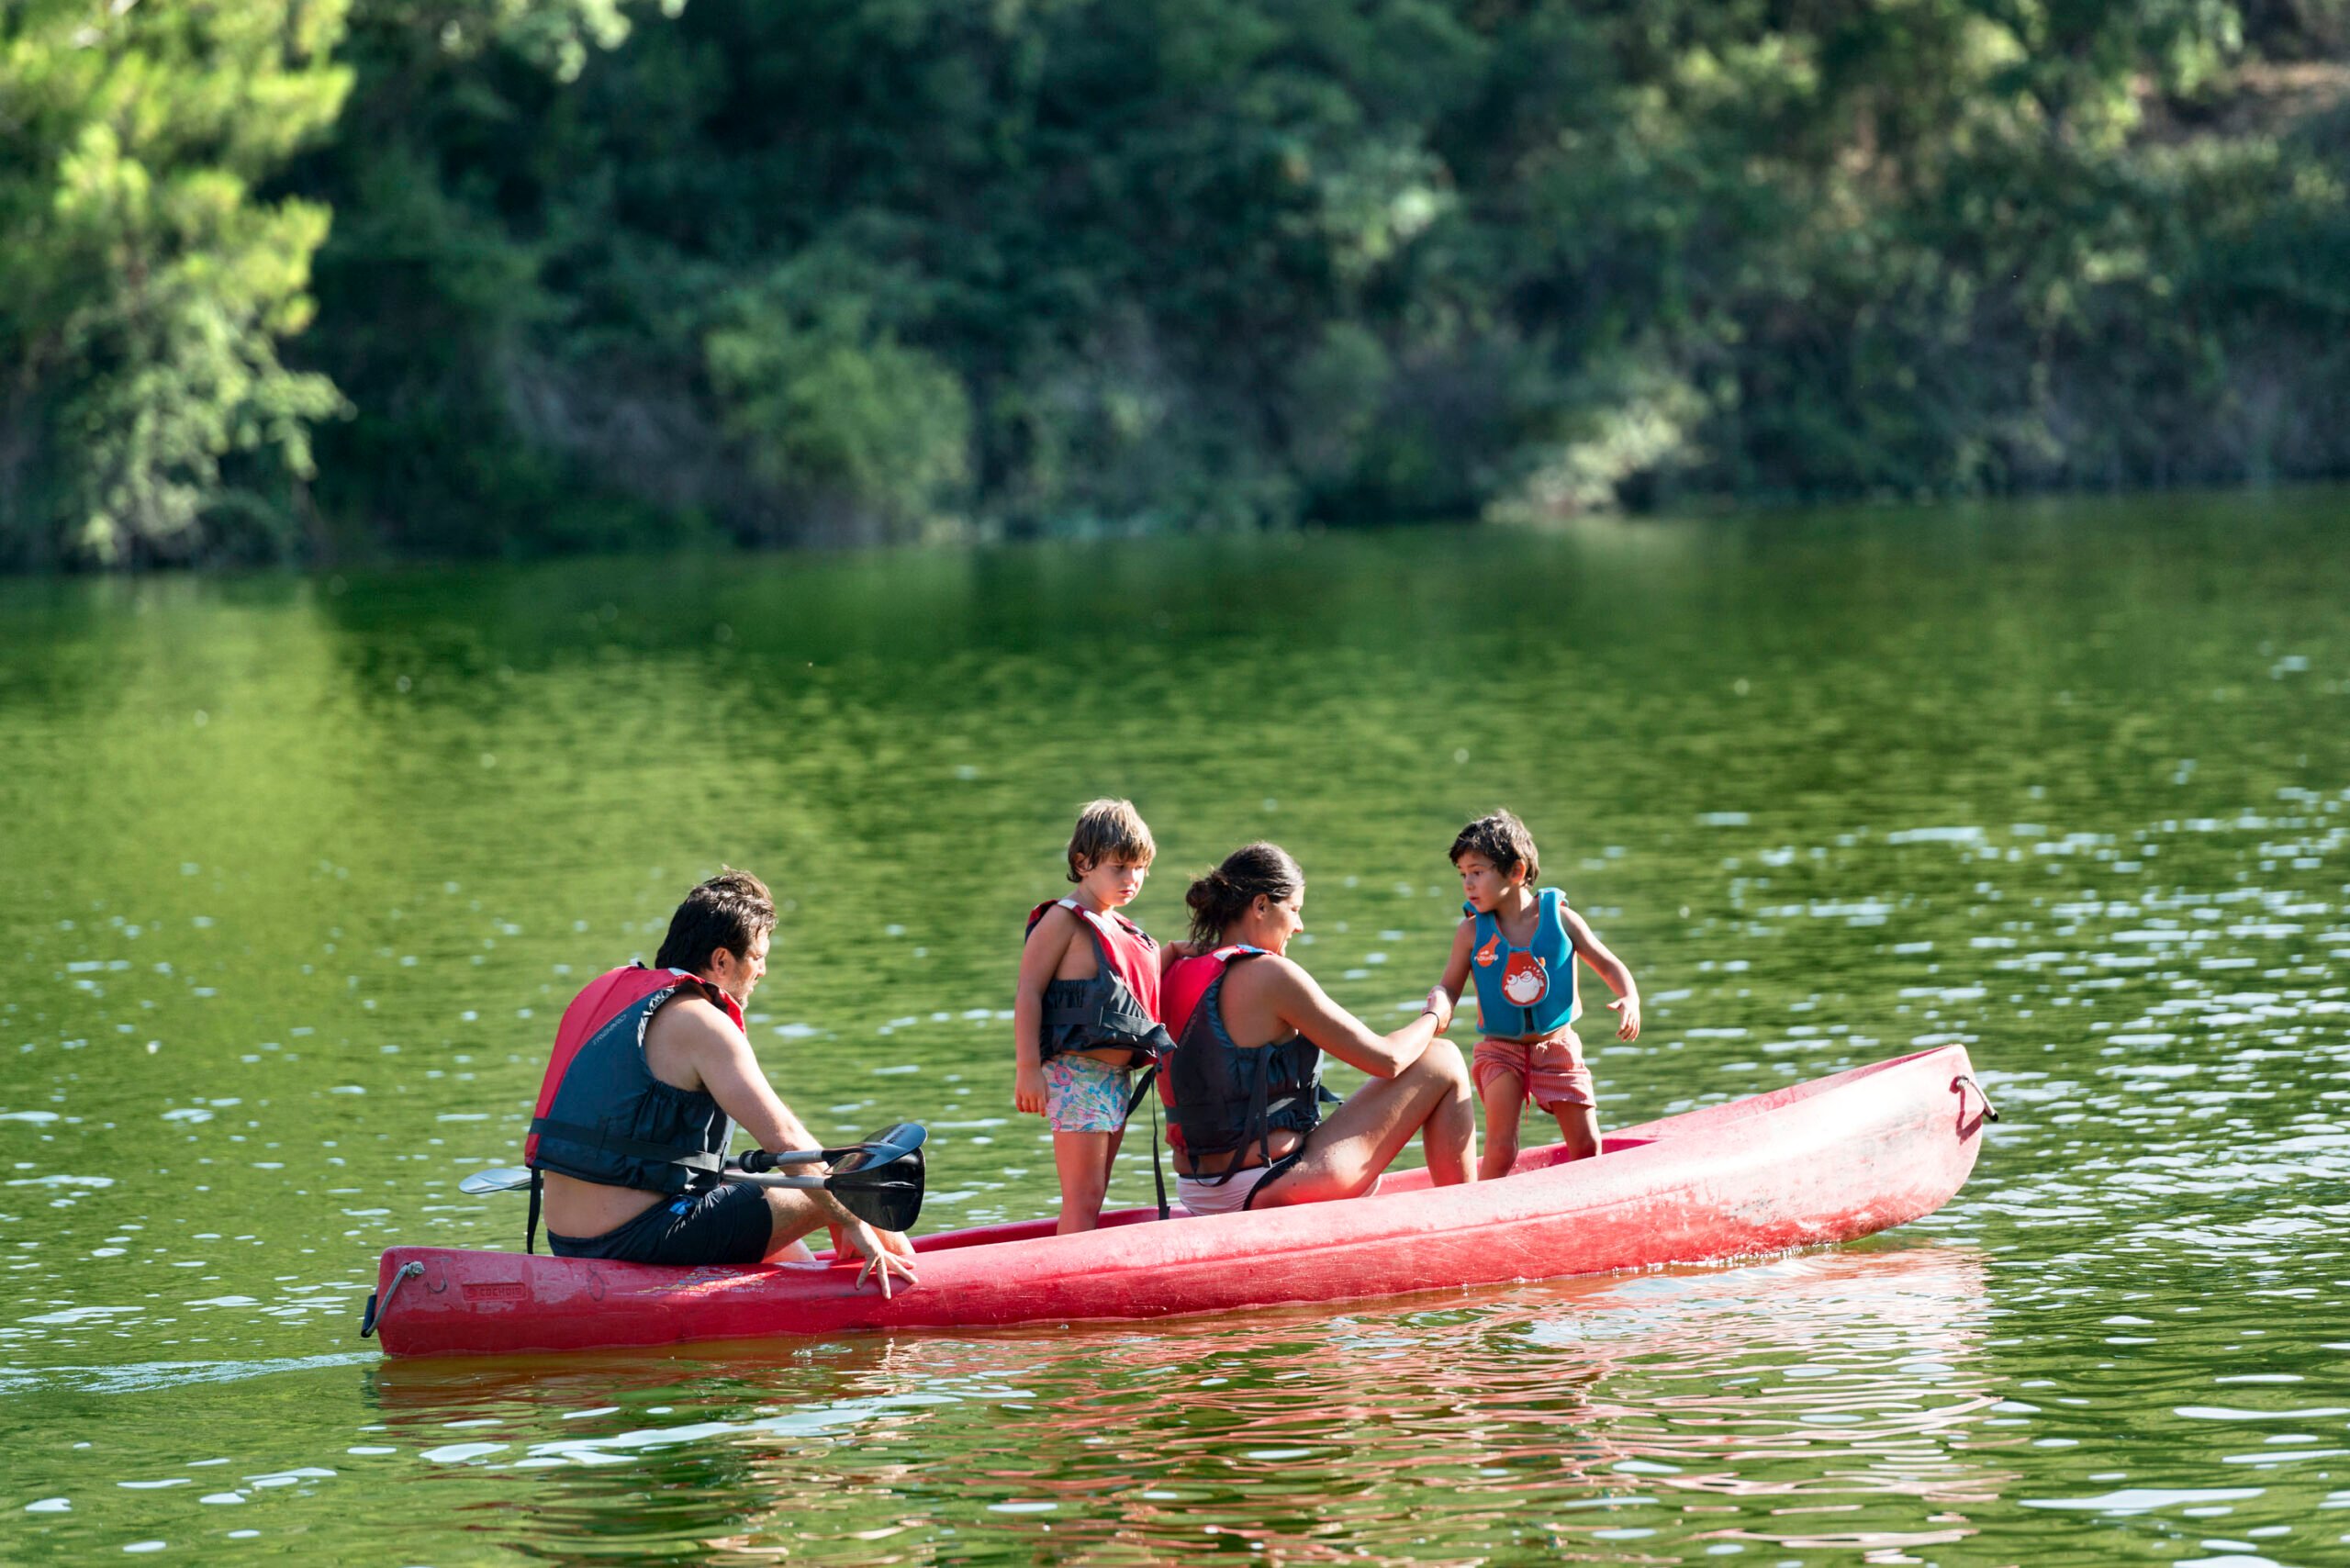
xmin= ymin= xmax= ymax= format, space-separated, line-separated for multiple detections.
xmin=646 ymin=986 xmax=738 ymax=1039
xmin=642 ymin=985 xmax=743 ymax=1089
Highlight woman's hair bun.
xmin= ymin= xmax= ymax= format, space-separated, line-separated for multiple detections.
xmin=1183 ymin=843 xmax=1304 ymax=946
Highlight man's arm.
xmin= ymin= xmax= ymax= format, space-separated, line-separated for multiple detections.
xmin=677 ymin=1001 xmax=824 ymax=1153
xmin=670 ymin=1000 xmax=917 ymax=1266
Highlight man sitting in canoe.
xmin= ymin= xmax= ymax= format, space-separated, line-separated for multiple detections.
xmin=1159 ymin=843 xmax=1477 ymax=1215
xmin=523 ymin=868 xmax=916 ymax=1294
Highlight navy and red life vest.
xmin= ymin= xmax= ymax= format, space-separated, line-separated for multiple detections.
xmin=1026 ymin=898 xmax=1174 ymax=1070
xmin=525 ymin=964 xmax=740 ymax=1205
xmin=1157 ymin=945 xmax=1323 ymax=1180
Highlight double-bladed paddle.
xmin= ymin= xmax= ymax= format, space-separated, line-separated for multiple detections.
xmin=460 ymin=1121 xmax=926 ymax=1232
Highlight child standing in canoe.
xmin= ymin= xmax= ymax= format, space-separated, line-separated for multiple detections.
xmin=1014 ymin=800 xmax=1176 ymax=1233
xmin=1435 ymin=811 xmax=1642 ymax=1180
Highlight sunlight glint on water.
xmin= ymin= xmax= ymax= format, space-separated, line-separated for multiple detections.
xmin=2 ymin=494 xmax=2347 ymax=1563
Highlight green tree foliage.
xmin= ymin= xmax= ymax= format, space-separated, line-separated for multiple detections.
xmin=297 ymin=0 xmax=2346 ymax=553
xmin=6 ymin=0 xmax=2348 ymax=566
xmin=705 ymin=274 xmax=972 ymax=538
xmin=0 ymin=0 xmax=352 ymax=567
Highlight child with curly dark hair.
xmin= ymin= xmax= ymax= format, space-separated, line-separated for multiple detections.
xmin=1434 ymin=811 xmax=1642 ymax=1180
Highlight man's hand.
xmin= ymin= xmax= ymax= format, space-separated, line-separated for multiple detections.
xmin=841 ymin=1221 xmax=918 ymax=1298
xmin=1014 ymin=1062 xmax=1048 ymax=1115
xmin=828 ymin=1222 xmax=915 ymax=1259
xmin=1609 ymin=994 xmax=1641 ymax=1041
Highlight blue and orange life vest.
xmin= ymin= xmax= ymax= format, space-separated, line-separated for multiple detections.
xmin=1026 ymin=899 xmax=1173 ymax=1070
xmin=1466 ymin=888 xmax=1581 ymax=1039
xmin=526 ymin=964 xmax=741 ymax=1201
xmin=1158 ymin=946 xmax=1323 ymax=1179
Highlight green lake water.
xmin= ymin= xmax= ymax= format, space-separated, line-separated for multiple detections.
xmin=3 ymin=493 xmax=2347 ymax=1565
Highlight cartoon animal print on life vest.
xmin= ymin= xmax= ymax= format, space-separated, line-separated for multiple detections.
xmin=1500 ymin=951 xmax=1549 ymax=1006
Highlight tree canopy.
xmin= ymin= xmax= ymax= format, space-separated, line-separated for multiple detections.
xmin=5 ymin=0 xmax=2346 ymax=566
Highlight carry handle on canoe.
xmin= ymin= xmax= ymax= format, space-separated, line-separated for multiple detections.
xmin=1953 ymin=1074 xmax=2000 ymax=1124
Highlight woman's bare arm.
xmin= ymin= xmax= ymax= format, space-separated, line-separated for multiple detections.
xmin=1438 ymin=918 xmax=1475 ymax=1003
xmin=1259 ymin=957 xmax=1445 ymax=1079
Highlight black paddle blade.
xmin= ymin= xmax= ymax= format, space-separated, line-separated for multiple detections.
xmin=831 ymin=1122 xmax=926 ymax=1172
xmin=828 ymin=1123 xmax=925 ymax=1231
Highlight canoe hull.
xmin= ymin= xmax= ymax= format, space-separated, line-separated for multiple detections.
xmin=370 ymin=1045 xmax=1989 ymax=1357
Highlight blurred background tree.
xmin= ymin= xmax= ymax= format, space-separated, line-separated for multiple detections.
xmin=6 ymin=0 xmax=2346 ymax=566
xmin=1 ymin=0 xmax=352 ymax=567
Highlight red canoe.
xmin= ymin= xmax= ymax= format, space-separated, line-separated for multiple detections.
xmin=366 ymin=1045 xmax=1992 ymax=1358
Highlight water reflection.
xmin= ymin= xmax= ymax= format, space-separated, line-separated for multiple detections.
xmin=359 ymin=1247 xmax=1999 ymax=1562
xmin=6 ymin=498 xmax=2350 ymax=1562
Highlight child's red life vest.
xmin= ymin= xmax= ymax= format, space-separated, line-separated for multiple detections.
xmin=1026 ymin=899 xmax=1173 ymax=1070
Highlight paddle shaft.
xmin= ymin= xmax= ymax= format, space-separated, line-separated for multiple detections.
xmin=725 ymin=1170 xmax=857 ymax=1192
xmin=464 ymin=1138 xmax=887 ymax=1193
xmin=461 ymin=1126 xmax=925 ymax=1234
xmin=721 ymin=1170 xmax=912 ymax=1229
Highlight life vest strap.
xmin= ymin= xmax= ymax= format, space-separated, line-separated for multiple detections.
xmin=1122 ymin=1064 xmax=1171 ymax=1222
xmin=527 ymin=1115 xmax=729 ymax=1173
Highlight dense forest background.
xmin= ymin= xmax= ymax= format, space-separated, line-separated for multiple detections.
xmin=4 ymin=0 xmax=2347 ymax=568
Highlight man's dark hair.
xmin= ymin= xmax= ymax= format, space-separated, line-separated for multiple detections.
xmin=655 ymin=868 xmax=777 ymax=974
xmin=1449 ymin=811 xmax=1541 ymax=882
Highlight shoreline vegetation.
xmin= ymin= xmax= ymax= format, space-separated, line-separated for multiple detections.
xmin=4 ymin=0 xmax=2347 ymax=573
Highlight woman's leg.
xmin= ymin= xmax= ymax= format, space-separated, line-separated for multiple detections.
xmin=1253 ymin=1039 xmax=1475 ymax=1208
xmin=1052 ymin=1130 xmax=1115 ymax=1233
xmin=1478 ymin=1070 xmax=1528 ymax=1180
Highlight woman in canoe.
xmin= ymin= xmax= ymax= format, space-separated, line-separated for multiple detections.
xmin=1159 ymin=842 xmax=1477 ymax=1215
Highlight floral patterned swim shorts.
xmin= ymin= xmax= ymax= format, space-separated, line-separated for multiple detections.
xmin=1043 ymin=1052 xmax=1135 ymax=1134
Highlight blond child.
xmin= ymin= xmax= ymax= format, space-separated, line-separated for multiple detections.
xmin=1014 ymin=800 xmax=1175 ymax=1233
xmin=1436 ymin=811 xmax=1642 ymax=1180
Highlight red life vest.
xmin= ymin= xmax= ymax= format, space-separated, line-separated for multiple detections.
xmin=1158 ymin=945 xmax=1323 ymax=1171
xmin=1025 ymin=899 xmax=1172 ymax=1069
xmin=525 ymin=964 xmax=742 ymax=1194
xmin=1029 ymin=899 xmax=1163 ymax=1015
xmin=1160 ymin=944 xmax=1242 ymax=1045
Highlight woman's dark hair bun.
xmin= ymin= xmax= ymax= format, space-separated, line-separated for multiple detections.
xmin=1184 ymin=843 xmax=1304 ymax=946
